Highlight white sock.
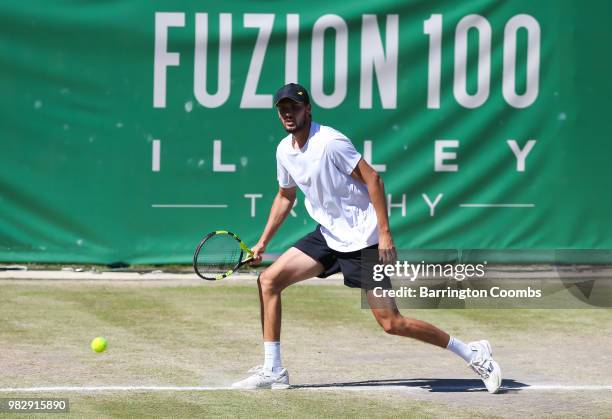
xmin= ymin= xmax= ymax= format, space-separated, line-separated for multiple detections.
xmin=446 ymin=336 xmax=474 ymax=362
xmin=263 ymin=341 xmax=282 ymax=372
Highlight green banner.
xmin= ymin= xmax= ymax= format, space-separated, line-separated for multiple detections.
xmin=1 ymin=1 xmax=611 ymax=264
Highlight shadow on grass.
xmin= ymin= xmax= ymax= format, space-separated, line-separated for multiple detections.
xmin=292 ymin=378 xmax=527 ymax=393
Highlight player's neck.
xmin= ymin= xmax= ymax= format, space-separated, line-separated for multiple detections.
xmin=291 ymin=120 xmax=312 ymax=149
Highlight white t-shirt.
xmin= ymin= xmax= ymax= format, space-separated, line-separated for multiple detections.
xmin=276 ymin=122 xmax=379 ymax=252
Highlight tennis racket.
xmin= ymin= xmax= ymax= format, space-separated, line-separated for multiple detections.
xmin=193 ymin=230 xmax=255 ymax=280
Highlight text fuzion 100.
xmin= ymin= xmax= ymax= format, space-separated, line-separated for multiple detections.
xmin=153 ymin=13 xmax=540 ymax=110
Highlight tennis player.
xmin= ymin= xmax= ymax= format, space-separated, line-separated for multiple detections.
xmin=232 ymin=83 xmax=502 ymax=393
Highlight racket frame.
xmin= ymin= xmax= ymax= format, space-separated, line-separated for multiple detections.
xmin=193 ymin=230 xmax=254 ymax=280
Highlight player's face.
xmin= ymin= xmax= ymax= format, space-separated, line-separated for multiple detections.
xmin=276 ymin=100 xmax=310 ymax=133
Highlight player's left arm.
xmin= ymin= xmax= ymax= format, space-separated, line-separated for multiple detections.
xmin=350 ymin=158 xmax=397 ymax=263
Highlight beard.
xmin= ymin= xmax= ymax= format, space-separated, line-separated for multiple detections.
xmin=284 ymin=118 xmax=307 ymax=133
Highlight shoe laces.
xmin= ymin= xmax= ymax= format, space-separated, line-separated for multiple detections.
xmin=469 ymin=362 xmax=489 ymax=379
xmin=469 ymin=353 xmax=493 ymax=379
xmin=468 ymin=349 xmax=491 ymax=379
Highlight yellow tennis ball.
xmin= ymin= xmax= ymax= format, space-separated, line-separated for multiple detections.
xmin=91 ymin=337 xmax=107 ymax=353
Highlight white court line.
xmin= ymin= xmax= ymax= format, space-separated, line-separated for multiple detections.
xmin=524 ymin=385 xmax=612 ymax=391
xmin=459 ymin=204 xmax=535 ymax=208
xmin=151 ymin=204 xmax=228 ymax=208
xmin=0 ymin=385 xmax=610 ymax=393
xmin=0 ymin=386 xmax=232 ymax=392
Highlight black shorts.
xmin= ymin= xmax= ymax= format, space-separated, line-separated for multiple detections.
xmin=293 ymin=226 xmax=391 ymax=290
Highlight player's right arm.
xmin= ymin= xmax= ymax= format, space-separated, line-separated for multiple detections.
xmin=250 ymin=186 xmax=297 ymax=264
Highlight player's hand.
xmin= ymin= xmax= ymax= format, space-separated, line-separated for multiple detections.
xmin=249 ymin=242 xmax=266 ymax=265
xmin=378 ymin=230 xmax=397 ymax=264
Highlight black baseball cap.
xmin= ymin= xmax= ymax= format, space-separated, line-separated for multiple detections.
xmin=273 ymin=83 xmax=310 ymax=106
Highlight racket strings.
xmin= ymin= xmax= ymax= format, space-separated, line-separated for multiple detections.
xmin=196 ymin=234 xmax=244 ymax=275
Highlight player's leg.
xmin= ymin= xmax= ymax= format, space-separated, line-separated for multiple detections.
xmin=337 ymin=247 xmax=502 ymax=393
xmin=258 ymin=247 xmax=324 ymax=341
xmin=337 ymin=251 xmax=453 ymax=347
xmin=366 ymin=291 xmax=450 ymax=346
xmin=366 ymin=291 xmax=502 ymax=393
xmin=232 ymin=247 xmax=324 ymax=389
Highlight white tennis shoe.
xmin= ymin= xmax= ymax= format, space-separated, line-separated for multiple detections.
xmin=231 ymin=365 xmax=290 ymax=389
xmin=467 ymin=340 xmax=502 ymax=393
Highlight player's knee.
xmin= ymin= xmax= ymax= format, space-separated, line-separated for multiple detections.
xmin=258 ymin=269 xmax=282 ymax=294
xmin=380 ymin=316 xmax=402 ymax=336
